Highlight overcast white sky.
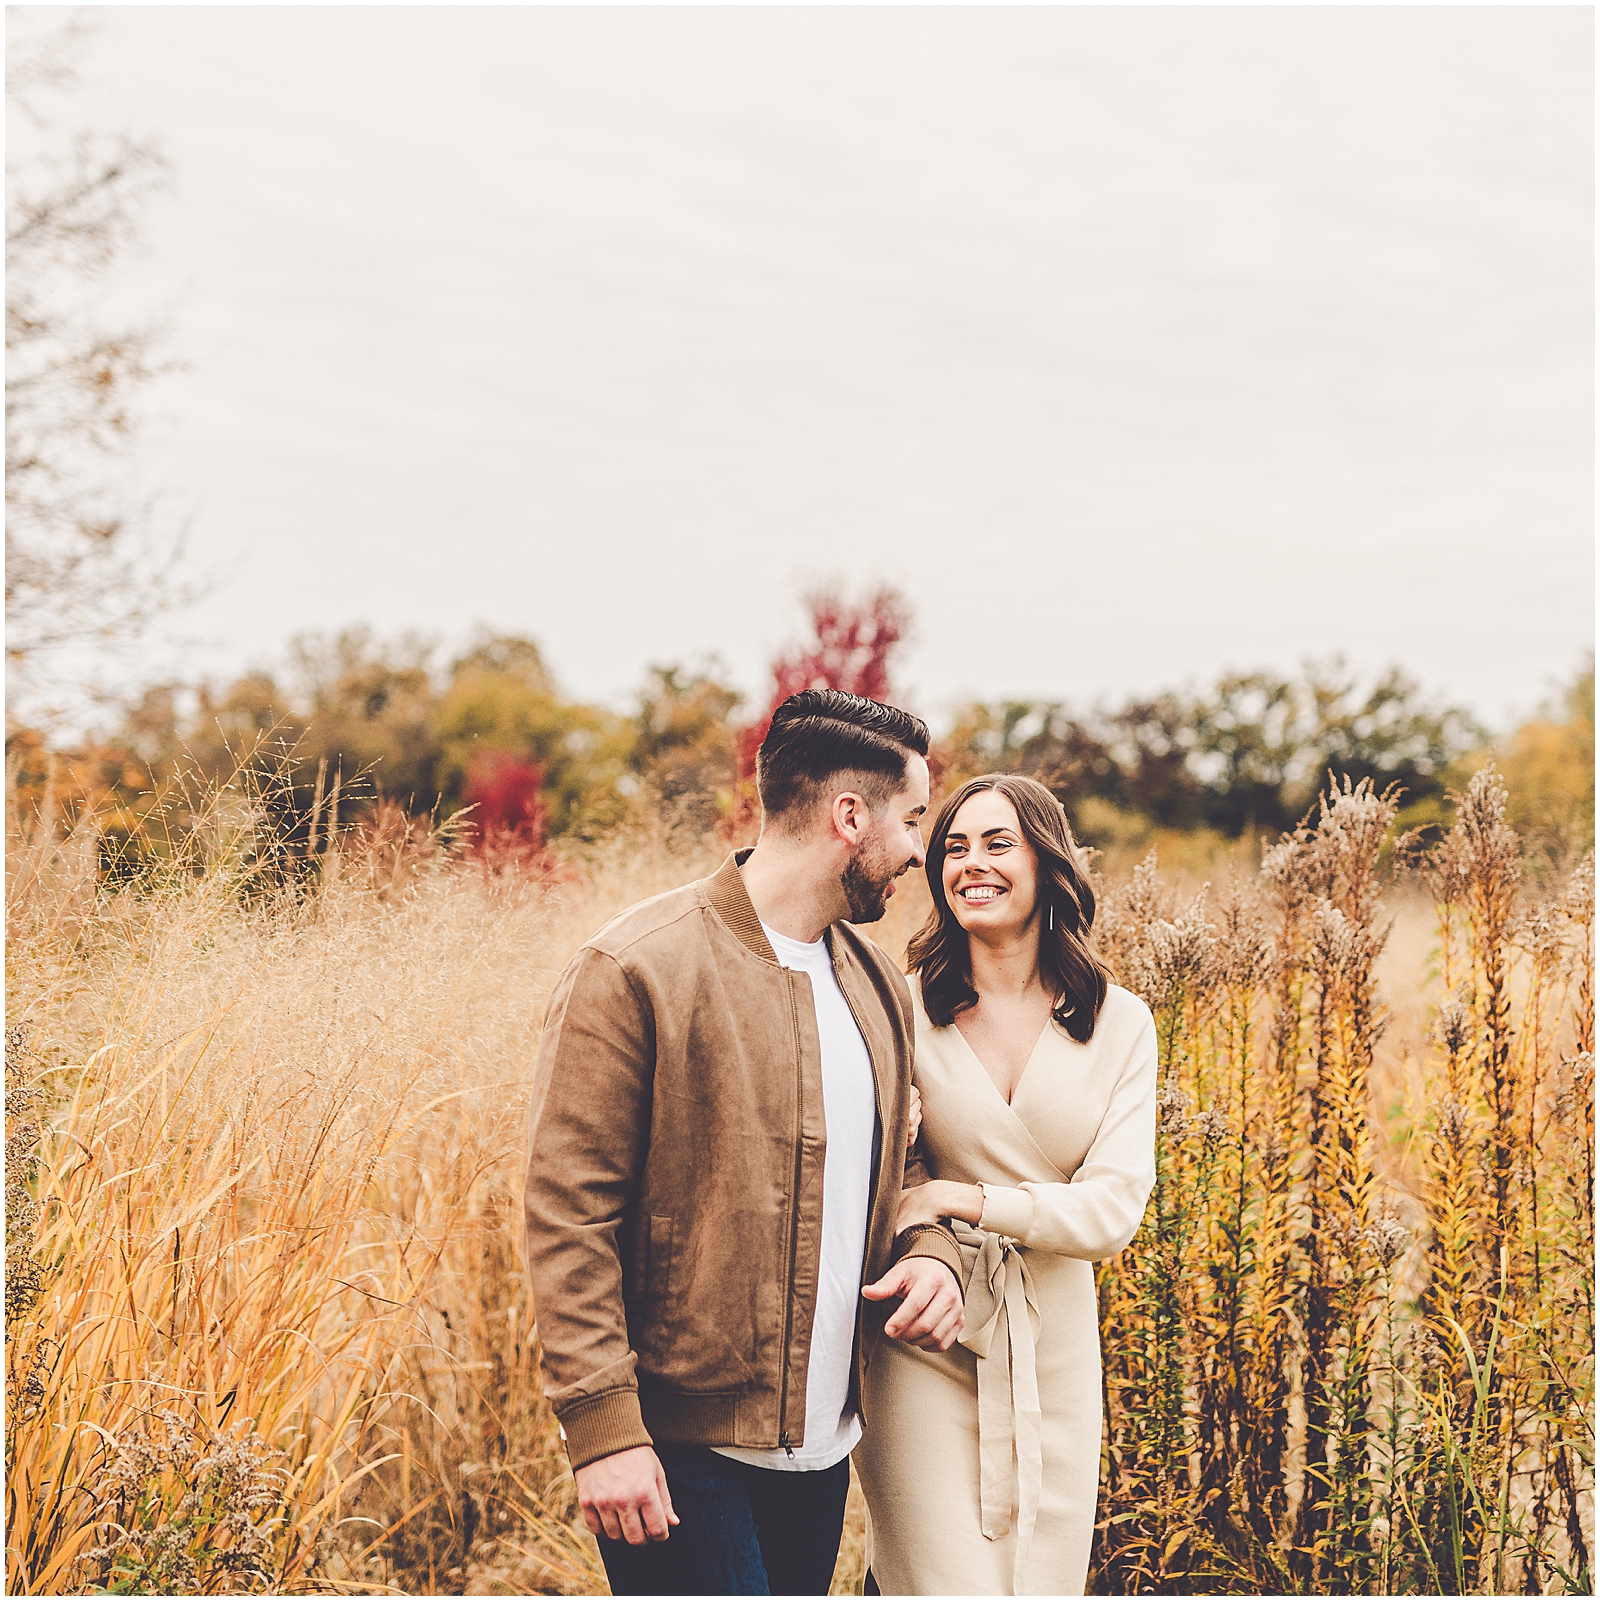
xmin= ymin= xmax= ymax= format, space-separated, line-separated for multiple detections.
xmin=10 ymin=4 xmax=1594 ymax=731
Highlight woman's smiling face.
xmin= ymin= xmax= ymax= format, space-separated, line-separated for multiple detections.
xmin=941 ymin=788 xmax=1041 ymax=938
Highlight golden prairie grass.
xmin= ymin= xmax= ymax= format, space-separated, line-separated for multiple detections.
xmin=4 ymin=765 xmax=1593 ymax=1595
xmin=5 ymin=781 xmax=724 ymax=1596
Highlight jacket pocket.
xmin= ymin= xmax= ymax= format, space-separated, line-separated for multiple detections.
xmin=639 ymin=1214 xmax=676 ymax=1364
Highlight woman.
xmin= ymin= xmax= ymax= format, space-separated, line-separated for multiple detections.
xmin=855 ymin=774 xmax=1157 ymax=1596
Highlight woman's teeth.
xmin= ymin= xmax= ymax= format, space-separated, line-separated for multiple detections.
xmin=960 ymin=885 xmax=1005 ymax=902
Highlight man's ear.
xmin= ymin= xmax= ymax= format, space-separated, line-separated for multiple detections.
xmin=830 ymin=789 xmax=869 ymax=847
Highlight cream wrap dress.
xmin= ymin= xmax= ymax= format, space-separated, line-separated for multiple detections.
xmin=855 ymin=982 xmax=1157 ymax=1596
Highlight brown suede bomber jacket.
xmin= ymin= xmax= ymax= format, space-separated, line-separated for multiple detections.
xmin=523 ymin=850 xmax=963 ymax=1471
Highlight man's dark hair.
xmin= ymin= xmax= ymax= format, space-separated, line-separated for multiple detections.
xmin=757 ymin=690 xmax=930 ymax=828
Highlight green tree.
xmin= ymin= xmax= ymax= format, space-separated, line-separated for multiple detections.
xmin=1192 ymin=662 xmax=1482 ymax=838
xmin=938 ymin=661 xmax=1482 ymax=847
xmin=631 ymin=662 xmax=742 ymax=833
xmin=434 ymin=632 xmax=636 ymax=839
xmin=284 ymin=628 xmax=441 ymax=805
xmin=1456 ymin=659 xmax=1594 ymax=871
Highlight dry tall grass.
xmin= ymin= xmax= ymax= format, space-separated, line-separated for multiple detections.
xmin=4 ymin=766 xmax=1592 ymax=1595
xmin=5 ymin=778 xmax=720 ymax=1595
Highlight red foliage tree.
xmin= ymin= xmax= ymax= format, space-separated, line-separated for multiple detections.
xmin=728 ymin=587 xmax=913 ymax=833
xmin=462 ymin=748 xmax=547 ymax=854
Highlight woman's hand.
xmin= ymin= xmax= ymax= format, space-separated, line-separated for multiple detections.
xmin=906 ymin=1083 xmax=922 ymax=1150
xmin=895 ymin=1179 xmax=985 ymax=1234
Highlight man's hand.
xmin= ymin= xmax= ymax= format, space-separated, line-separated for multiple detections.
xmin=906 ymin=1083 xmax=922 ymax=1150
xmin=573 ymin=1444 xmax=678 ymax=1546
xmin=862 ymin=1255 xmax=965 ymax=1352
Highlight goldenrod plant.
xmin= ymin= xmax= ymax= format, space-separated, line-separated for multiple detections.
xmin=1090 ymin=769 xmax=1592 ymax=1594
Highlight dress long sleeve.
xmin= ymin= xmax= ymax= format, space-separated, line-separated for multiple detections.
xmin=976 ymin=1007 xmax=1158 ymax=1261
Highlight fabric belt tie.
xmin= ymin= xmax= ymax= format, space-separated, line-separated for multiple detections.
xmin=958 ymin=1228 xmax=1042 ymax=1594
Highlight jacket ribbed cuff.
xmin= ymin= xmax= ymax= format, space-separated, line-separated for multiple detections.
xmin=557 ymin=1388 xmax=654 ymax=1472
xmin=894 ymin=1221 xmax=964 ymax=1283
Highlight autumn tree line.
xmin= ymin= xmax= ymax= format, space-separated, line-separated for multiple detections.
xmin=7 ymin=589 xmax=1593 ymax=878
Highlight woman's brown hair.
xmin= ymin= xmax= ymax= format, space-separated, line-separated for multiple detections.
xmin=906 ymin=773 xmax=1110 ymax=1044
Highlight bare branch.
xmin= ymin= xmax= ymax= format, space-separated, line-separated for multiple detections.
xmin=5 ymin=18 xmax=187 ymax=720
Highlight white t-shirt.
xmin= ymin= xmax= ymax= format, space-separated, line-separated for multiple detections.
xmin=713 ymin=921 xmax=879 ymax=1472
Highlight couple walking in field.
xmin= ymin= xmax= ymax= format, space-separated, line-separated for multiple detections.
xmin=524 ymin=691 xmax=1158 ymax=1596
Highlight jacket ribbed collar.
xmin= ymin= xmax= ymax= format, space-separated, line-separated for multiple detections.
xmin=705 ymin=849 xmax=780 ymax=964
xmin=707 ymin=849 xmax=858 ymax=969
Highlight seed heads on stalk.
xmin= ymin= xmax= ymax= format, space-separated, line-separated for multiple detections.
xmin=4 ymin=1025 xmax=46 ymax=1337
xmin=1429 ymin=762 xmax=1520 ymax=913
xmin=1261 ymin=831 xmax=1314 ymax=917
xmin=1363 ymin=1210 xmax=1412 ymax=1270
xmin=1428 ymin=995 xmax=1474 ymax=1061
xmin=1551 ymin=1053 xmax=1591 ymax=1127
xmin=1310 ymin=898 xmax=1362 ymax=986
xmin=1514 ymin=902 xmax=1567 ymax=968
xmin=1214 ymin=881 xmax=1277 ymax=990
xmin=1434 ymin=1095 xmax=1470 ymax=1147
xmin=80 ymin=1409 xmax=299 ymax=1593
xmin=1406 ymin=1322 xmax=1446 ymax=1379
xmin=1129 ymin=889 xmax=1218 ymax=1015
xmin=1157 ymin=1080 xmax=1192 ymax=1142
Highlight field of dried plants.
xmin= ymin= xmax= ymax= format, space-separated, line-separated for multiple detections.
xmin=4 ymin=766 xmax=1592 ymax=1595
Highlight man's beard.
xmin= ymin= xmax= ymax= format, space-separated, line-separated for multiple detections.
xmin=841 ymin=841 xmax=904 ymax=924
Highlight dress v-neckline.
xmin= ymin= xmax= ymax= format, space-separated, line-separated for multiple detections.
xmin=951 ymin=1015 xmax=1055 ymax=1110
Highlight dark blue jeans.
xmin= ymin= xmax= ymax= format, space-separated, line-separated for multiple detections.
xmin=596 ymin=1441 xmax=851 ymax=1596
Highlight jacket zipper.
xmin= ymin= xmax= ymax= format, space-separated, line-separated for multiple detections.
xmin=837 ymin=966 xmax=884 ymax=1248
xmin=837 ymin=963 xmax=883 ymax=1413
xmin=778 ymin=969 xmax=804 ymax=1455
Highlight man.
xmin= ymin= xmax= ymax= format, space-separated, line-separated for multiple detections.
xmin=524 ymin=689 xmax=965 ymax=1596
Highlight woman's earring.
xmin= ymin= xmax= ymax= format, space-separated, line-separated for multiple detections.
xmin=1047 ymin=903 xmax=1054 ymax=931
